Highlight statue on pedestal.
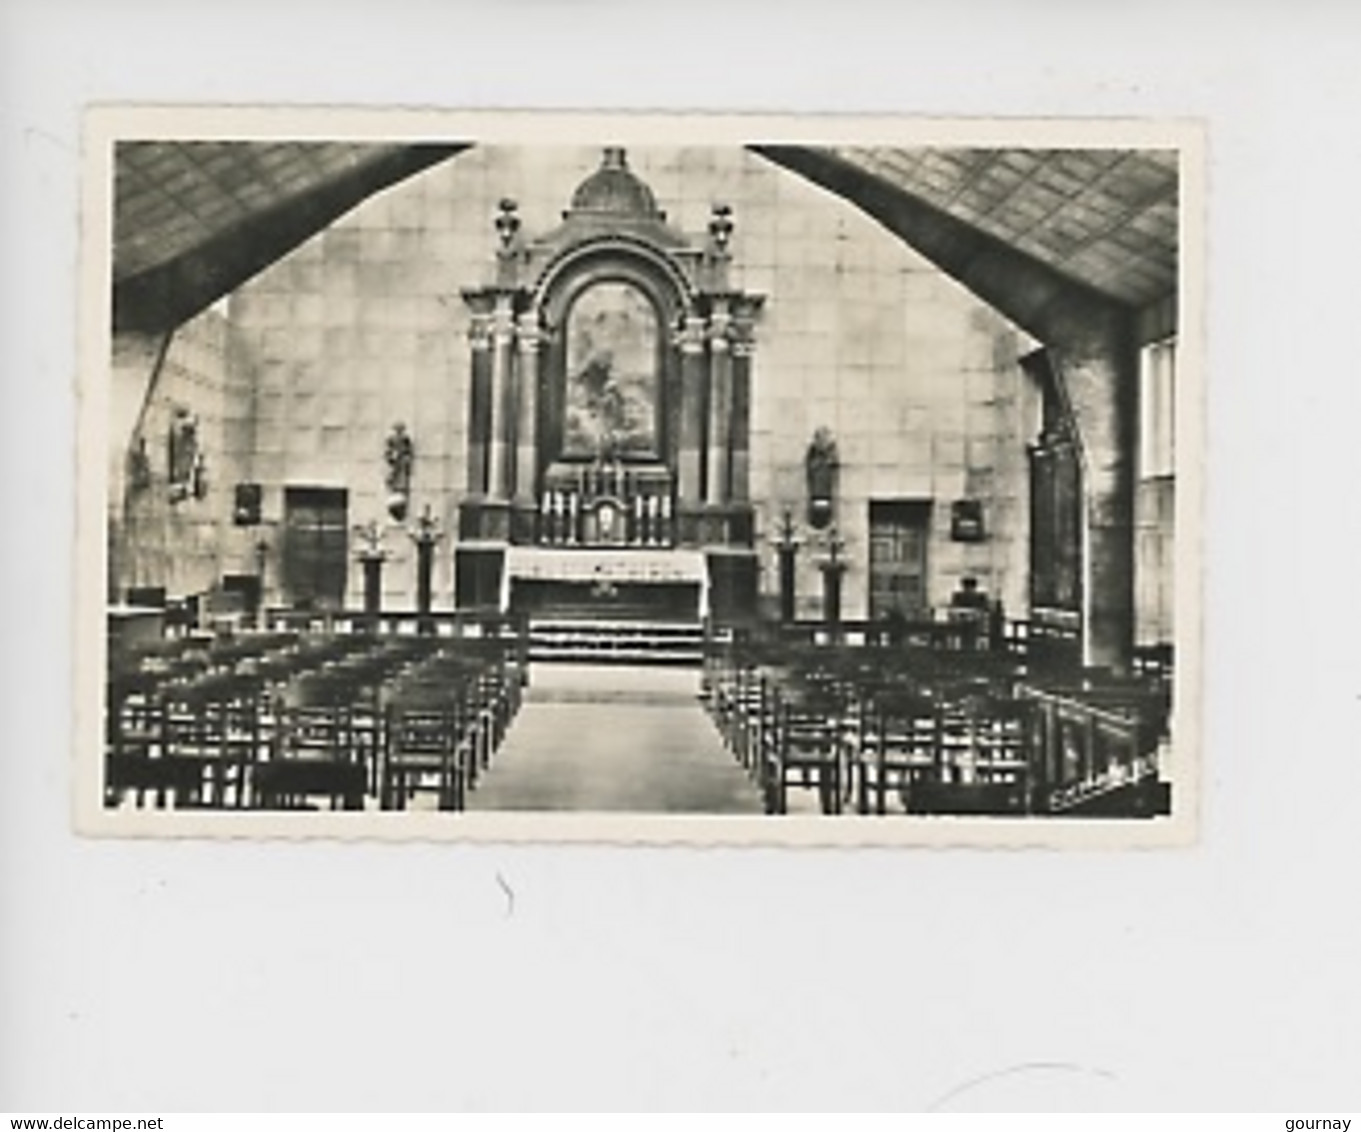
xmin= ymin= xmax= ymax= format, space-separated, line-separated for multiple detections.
xmin=805 ymin=426 xmax=839 ymax=530
xmin=167 ymin=407 xmax=205 ymax=503
xmin=385 ymin=422 xmax=414 ymax=520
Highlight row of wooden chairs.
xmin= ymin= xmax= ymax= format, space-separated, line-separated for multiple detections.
xmin=702 ymin=634 xmax=1169 ymax=817
xmin=105 ymin=631 xmax=523 ymax=812
xmin=709 ymin=673 xmax=1029 ymax=816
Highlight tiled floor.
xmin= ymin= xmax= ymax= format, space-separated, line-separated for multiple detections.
xmin=468 ymin=663 xmax=765 ymax=813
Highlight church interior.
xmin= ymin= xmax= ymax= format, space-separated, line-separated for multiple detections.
xmin=103 ymin=140 xmax=1181 ymax=819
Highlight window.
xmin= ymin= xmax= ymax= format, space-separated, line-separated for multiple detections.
xmin=1139 ymin=336 xmax=1176 ymax=479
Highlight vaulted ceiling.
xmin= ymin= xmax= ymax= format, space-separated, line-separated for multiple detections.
xmin=114 ymin=142 xmax=409 ymax=281
xmin=824 ymin=146 xmax=1178 ymax=307
xmin=112 ymin=141 xmax=468 ymax=332
xmin=110 ymin=141 xmax=1178 ymax=335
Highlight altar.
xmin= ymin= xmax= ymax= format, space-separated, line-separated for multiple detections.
xmin=452 ymin=149 xmax=762 ymax=624
xmin=502 ymin=546 xmax=709 ymax=622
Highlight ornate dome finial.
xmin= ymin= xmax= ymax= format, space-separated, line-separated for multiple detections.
xmin=567 ymin=147 xmax=662 ymax=220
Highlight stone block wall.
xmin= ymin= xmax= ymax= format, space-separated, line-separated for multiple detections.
xmin=160 ymin=146 xmax=1042 ymax=618
xmin=115 ymin=305 xmax=251 ymax=601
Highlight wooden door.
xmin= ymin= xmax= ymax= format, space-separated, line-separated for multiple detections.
xmin=282 ymin=487 xmax=348 ymax=610
xmin=868 ymin=500 xmax=931 ymax=619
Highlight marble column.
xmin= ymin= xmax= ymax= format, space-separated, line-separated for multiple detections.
xmin=677 ymin=313 xmax=708 ymax=508
xmin=488 ymin=294 xmax=516 ymax=503
xmin=513 ymin=310 xmax=541 ymax=516
xmin=463 ymin=294 xmax=496 ymax=496
xmin=705 ymin=298 xmax=732 ymax=505
xmin=729 ymin=296 xmax=760 ymax=503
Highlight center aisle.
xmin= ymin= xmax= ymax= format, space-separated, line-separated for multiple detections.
xmin=469 ymin=663 xmax=765 ymax=813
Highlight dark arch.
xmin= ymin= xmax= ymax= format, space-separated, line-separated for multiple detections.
xmin=112 ymin=143 xmax=470 ymax=334
xmin=114 ymin=141 xmax=1135 ymax=346
xmin=746 ymin=145 xmax=1134 ymax=340
xmin=530 ymin=231 xmax=696 ymax=315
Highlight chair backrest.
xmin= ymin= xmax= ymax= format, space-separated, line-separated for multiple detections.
xmin=289 ymin=672 xmax=361 ymax=708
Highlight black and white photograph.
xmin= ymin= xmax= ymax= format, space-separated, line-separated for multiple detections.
xmin=14 ymin=0 xmax=1361 ymax=1110
xmin=82 ymin=109 xmax=1201 ymax=843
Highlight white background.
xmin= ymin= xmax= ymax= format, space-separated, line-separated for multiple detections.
xmin=3 ymin=0 xmax=1359 ymax=1112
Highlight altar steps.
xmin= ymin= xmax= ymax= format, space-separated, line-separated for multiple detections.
xmin=528 ymin=618 xmax=705 ymax=666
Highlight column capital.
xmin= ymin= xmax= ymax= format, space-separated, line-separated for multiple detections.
xmin=731 ymin=293 xmax=763 ymax=357
xmin=516 ymin=310 xmax=542 ymax=350
xmin=468 ymin=312 xmax=494 ymax=352
xmin=707 ymin=300 xmax=732 ymax=353
xmin=731 ymin=322 xmax=755 ymax=358
xmin=486 ymin=289 xmax=517 ymax=343
xmin=492 ymin=304 xmax=516 ymax=344
xmin=676 ymin=313 xmax=707 ymax=354
xmin=463 ymin=286 xmax=497 ymax=352
xmin=461 ymin=286 xmax=498 ymax=315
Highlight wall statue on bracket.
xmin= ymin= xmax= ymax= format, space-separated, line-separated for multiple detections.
xmin=385 ymin=422 xmax=414 ymax=520
xmin=167 ymin=407 xmax=205 ymax=503
xmin=805 ymin=426 xmax=839 ymax=530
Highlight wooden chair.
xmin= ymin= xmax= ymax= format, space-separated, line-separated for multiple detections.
xmin=904 ymin=692 xmax=1030 ymax=816
xmin=106 ymin=672 xmax=164 ymax=757
xmin=105 ymin=753 xmax=211 ymax=809
xmin=967 ymin=699 xmax=1032 ymax=791
xmin=381 ymin=687 xmax=468 ymax=811
xmin=769 ymin=685 xmax=847 ymax=815
xmin=903 ymin=779 xmax=1029 ymax=816
xmin=253 ymin=674 xmax=369 ymax=810
xmin=862 ymin=691 xmax=938 ymax=815
xmin=252 ymin=760 xmax=366 ymax=810
xmin=157 ymin=681 xmax=235 ymax=808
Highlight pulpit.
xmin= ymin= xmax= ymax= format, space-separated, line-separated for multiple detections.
xmin=454 ymin=149 xmax=763 ymax=624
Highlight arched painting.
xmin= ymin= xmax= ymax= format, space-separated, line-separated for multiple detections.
xmin=564 ymin=281 xmax=660 ymax=459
